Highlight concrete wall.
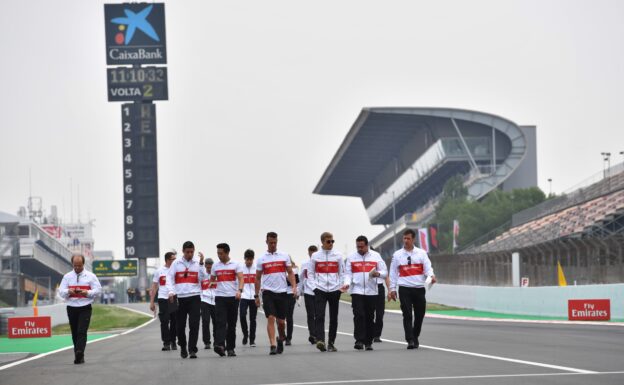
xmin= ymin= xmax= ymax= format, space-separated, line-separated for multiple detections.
xmin=13 ymin=303 xmax=68 ymax=327
xmin=426 ymin=283 xmax=624 ymax=319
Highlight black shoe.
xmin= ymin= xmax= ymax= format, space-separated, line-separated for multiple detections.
xmin=414 ymin=338 xmax=419 ymax=349
xmin=407 ymin=340 xmax=415 ymax=350
xmin=269 ymin=345 xmax=277 ymax=355
xmin=316 ymin=340 xmax=326 ymax=352
xmin=373 ymin=337 xmax=382 ymax=343
xmin=204 ymin=343 xmax=211 ymax=350
xmin=327 ymin=343 xmax=337 ymax=352
xmin=285 ymin=339 xmax=292 ymax=346
xmin=276 ymin=339 xmax=284 ymax=354
xmin=242 ymin=336 xmax=248 ymax=345
xmin=308 ymin=336 xmax=316 ymax=344
xmin=74 ymin=351 xmax=84 ymax=364
xmin=170 ymin=343 xmax=177 ymax=350
xmin=250 ymin=341 xmax=256 ymax=347
xmin=214 ymin=345 xmax=226 ymax=357
xmin=354 ymin=341 xmax=364 ymax=350
xmin=162 ymin=344 xmax=171 ymax=351
xmin=189 ymin=352 xmax=197 ymax=359
xmin=181 ymin=347 xmax=189 ymax=358
xmin=227 ymin=349 xmax=236 ymax=357
xmin=365 ymin=344 xmax=373 ymax=351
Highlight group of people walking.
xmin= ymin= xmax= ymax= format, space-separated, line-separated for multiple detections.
xmin=149 ymin=229 xmax=436 ymax=359
xmin=57 ymin=228 xmax=435 ymax=364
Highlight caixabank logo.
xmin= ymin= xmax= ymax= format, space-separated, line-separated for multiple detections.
xmin=105 ymin=3 xmax=167 ymax=65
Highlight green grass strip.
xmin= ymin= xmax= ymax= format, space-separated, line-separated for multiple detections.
xmin=0 ymin=334 xmax=112 ymax=354
xmin=52 ymin=305 xmax=150 ymax=334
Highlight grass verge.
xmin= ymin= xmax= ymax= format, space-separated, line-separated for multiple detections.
xmin=52 ymin=305 xmax=150 ymax=334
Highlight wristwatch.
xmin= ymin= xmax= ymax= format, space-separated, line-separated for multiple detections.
xmin=254 ymin=294 xmax=259 ymax=299
xmin=238 ymin=288 xmax=243 ymax=293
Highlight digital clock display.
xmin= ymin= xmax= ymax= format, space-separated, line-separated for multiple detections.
xmin=107 ymin=67 xmax=168 ymax=102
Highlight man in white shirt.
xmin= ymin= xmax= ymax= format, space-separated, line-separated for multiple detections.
xmin=166 ymin=241 xmax=207 ymax=359
xmin=58 ymin=254 xmax=102 ymax=364
xmin=200 ymin=258 xmax=216 ymax=350
xmin=210 ymin=243 xmax=244 ymax=357
xmin=254 ymin=232 xmax=297 ymax=355
xmin=149 ymin=251 xmax=178 ymax=351
xmin=284 ymin=256 xmax=300 ymax=346
xmin=298 ymin=245 xmax=317 ymax=345
xmin=389 ymin=229 xmax=437 ymax=349
xmin=239 ymin=249 xmax=258 ymax=347
xmin=309 ymin=232 xmax=344 ymax=352
xmin=342 ymin=236 xmax=387 ymax=351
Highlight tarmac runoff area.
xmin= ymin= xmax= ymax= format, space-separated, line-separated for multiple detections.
xmin=0 ymin=302 xmax=623 ymax=385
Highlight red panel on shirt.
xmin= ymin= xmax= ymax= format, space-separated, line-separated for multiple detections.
xmin=399 ymin=264 xmax=424 ymax=277
xmin=159 ymin=276 xmax=166 ymax=286
xmin=68 ymin=285 xmax=91 ymax=298
xmin=316 ymin=261 xmax=339 ymax=274
xmin=175 ymin=271 xmax=199 ymax=284
xmin=216 ymin=269 xmax=237 ymax=282
xmin=263 ymin=261 xmax=286 ymax=274
xmin=201 ymin=279 xmax=217 ymax=290
xmin=351 ymin=261 xmax=378 ymax=273
xmin=243 ymin=274 xmax=255 ymax=284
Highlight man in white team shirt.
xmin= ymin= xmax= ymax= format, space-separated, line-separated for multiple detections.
xmin=342 ymin=235 xmax=387 ymax=351
xmin=254 ymin=232 xmax=297 ymax=355
xmin=298 ymin=245 xmax=317 ymax=345
xmin=309 ymin=231 xmax=344 ymax=352
xmin=200 ymin=258 xmax=216 ymax=350
xmin=239 ymin=249 xmax=258 ymax=347
xmin=149 ymin=251 xmax=178 ymax=351
xmin=166 ymin=241 xmax=207 ymax=359
xmin=58 ymin=254 xmax=102 ymax=364
xmin=389 ymin=229 xmax=436 ymax=349
xmin=210 ymin=243 xmax=244 ymax=357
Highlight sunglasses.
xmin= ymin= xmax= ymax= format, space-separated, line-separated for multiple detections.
xmin=325 ymin=240 xmax=335 ymax=244
xmin=407 ymin=256 xmax=412 ymax=265
xmin=184 ymin=268 xmax=189 ymax=278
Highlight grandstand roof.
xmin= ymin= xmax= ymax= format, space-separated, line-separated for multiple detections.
xmin=314 ymin=107 xmax=532 ymax=226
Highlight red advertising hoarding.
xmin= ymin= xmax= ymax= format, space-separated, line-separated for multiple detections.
xmin=7 ymin=316 xmax=52 ymax=338
xmin=568 ymin=299 xmax=610 ymax=321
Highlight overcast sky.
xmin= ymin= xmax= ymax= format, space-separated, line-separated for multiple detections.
xmin=1 ymin=0 xmax=623 ymax=266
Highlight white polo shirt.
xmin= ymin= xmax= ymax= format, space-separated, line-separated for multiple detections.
xmin=58 ymin=269 xmax=102 ymax=307
xmin=256 ymin=250 xmax=291 ymax=294
xmin=211 ymin=260 xmax=243 ymax=298
xmin=241 ymin=263 xmax=257 ymax=300
xmin=152 ymin=266 xmax=170 ymax=300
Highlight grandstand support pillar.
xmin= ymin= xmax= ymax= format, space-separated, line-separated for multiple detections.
xmin=511 ymin=252 xmax=520 ymax=286
xmin=451 ymin=118 xmax=480 ymax=174
xmin=491 ymin=126 xmax=496 ymax=175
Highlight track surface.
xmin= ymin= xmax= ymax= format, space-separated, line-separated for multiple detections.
xmin=1 ymin=302 xmax=623 ymax=385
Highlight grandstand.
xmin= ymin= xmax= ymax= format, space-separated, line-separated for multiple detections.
xmin=314 ymin=107 xmax=537 ymax=259
xmin=455 ymin=167 xmax=624 ymax=286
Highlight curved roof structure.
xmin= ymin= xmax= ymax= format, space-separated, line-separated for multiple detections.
xmin=314 ymin=107 xmax=537 ymax=230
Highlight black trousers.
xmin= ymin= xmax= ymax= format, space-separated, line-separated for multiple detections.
xmin=67 ymin=304 xmax=92 ymax=354
xmin=314 ymin=289 xmax=341 ymax=344
xmin=215 ymin=296 xmax=239 ymax=350
xmin=201 ymin=302 xmax=216 ymax=345
xmin=239 ymin=299 xmax=257 ymax=344
xmin=158 ymin=298 xmax=177 ymax=345
xmin=176 ymin=295 xmax=201 ymax=353
xmin=304 ymin=294 xmax=316 ymax=338
xmin=351 ymin=294 xmax=376 ymax=345
xmin=286 ymin=295 xmax=296 ymax=341
xmin=373 ymin=283 xmax=385 ymax=338
xmin=398 ymin=286 xmax=426 ymax=342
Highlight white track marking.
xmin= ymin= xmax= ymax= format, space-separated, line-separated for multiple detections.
xmin=256 ymin=371 xmax=624 ymax=385
xmin=0 ymin=312 xmax=155 ymax=371
xmin=291 ymin=324 xmax=596 ymax=374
